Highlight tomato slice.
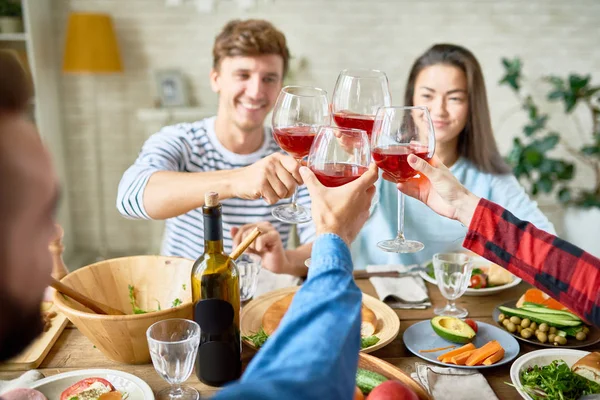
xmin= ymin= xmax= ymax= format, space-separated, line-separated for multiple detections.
xmin=469 ymin=274 xmax=487 ymax=289
xmin=464 ymin=318 xmax=478 ymax=333
xmin=60 ymin=378 xmax=115 ymax=400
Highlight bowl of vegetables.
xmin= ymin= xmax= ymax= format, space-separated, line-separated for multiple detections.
xmin=510 ymin=349 xmax=600 ymax=400
xmin=53 ymin=255 xmax=193 ymax=364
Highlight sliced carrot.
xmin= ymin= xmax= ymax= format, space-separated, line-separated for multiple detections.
xmin=419 ymin=345 xmax=456 ymax=353
xmin=437 ymin=342 xmax=476 ymax=361
xmin=466 ymin=340 xmax=503 ymax=366
xmin=482 ymin=348 xmax=505 ymax=365
xmin=450 ymin=349 xmax=477 ymax=365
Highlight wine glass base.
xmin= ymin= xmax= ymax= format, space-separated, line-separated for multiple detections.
xmin=377 ymin=238 xmax=424 ymax=253
xmin=434 ymin=304 xmax=469 ymax=318
xmin=271 ymin=204 xmax=311 ymax=224
xmin=156 ymin=385 xmax=199 ymax=400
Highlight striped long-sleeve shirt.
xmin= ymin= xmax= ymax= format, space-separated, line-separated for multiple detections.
xmin=464 ymin=198 xmax=600 ymax=327
xmin=117 ymin=116 xmax=316 ymax=259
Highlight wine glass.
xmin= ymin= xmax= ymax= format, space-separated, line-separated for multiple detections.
xmin=433 ymin=253 xmax=473 ymax=318
xmin=331 ymin=69 xmax=392 ymax=138
xmin=147 ymin=319 xmax=201 ymax=400
xmin=371 ymin=106 xmax=435 ymax=253
xmin=271 ymin=85 xmax=330 ymax=224
xmin=307 ymin=126 xmax=371 ymax=187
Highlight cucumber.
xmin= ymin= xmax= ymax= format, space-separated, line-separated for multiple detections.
xmin=356 ymin=368 xmax=388 ymax=394
xmin=520 ymin=304 xmax=581 ymax=321
xmin=498 ymin=306 xmax=582 ymax=327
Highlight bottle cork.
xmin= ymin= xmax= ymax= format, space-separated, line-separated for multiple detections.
xmin=205 ymin=192 xmax=219 ymax=207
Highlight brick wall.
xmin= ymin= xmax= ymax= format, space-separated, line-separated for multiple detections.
xmin=53 ymin=0 xmax=600 ymax=257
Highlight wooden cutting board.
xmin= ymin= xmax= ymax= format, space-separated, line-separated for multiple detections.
xmin=0 ymin=302 xmax=69 ymax=371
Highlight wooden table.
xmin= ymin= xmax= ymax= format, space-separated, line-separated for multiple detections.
xmin=1 ymin=281 xmax=598 ymax=399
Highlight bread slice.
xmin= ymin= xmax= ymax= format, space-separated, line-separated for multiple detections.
xmin=262 ymin=292 xmax=378 ymax=337
xmin=572 ymin=351 xmax=600 ymax=384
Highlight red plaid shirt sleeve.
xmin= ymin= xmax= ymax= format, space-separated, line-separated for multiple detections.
xmin=463 ymin=198 xmax=600 ymax=327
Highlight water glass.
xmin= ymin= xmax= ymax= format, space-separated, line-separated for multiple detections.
xmin=433 ymin=253 xmax=473 ymax=318
xmin=147 ymin=319 xmax=201 ymax=400
xmin=237 ymin=253 xmax=261 ymax=302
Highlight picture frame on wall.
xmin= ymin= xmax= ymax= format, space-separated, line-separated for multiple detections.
xmin=155 ymin=69 xmax=189 ymax=107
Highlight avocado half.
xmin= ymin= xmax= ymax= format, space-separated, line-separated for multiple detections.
xmin=430 ymin=316 xmax=477 ymax=343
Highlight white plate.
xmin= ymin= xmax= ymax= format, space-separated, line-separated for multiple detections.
xmin=509 ymin=349 xmax=591 ymax=400
xmin=27 ymin=369 xmax=155 ymax=399
xmin=419 ymin=260 xmax=522 ymax=296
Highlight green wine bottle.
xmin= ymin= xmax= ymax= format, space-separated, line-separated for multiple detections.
xmin=191 ymin=192 xmax=241 ymax=386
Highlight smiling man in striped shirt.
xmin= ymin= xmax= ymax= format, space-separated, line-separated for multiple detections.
xmin=117 ymin=20 xmax=314 ymax=276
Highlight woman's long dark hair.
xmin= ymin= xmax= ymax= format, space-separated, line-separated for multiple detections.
xmin=404 ymin=44 xmax=511 ymax=174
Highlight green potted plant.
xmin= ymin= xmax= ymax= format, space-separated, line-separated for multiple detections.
xmin=499 ymin=58 xmax=600 ymax=255
xmin=0 ymin=0 xmax=23 ymax=33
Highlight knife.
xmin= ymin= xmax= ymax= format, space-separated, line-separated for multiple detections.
xmin=353 ymin=267 xmax=426 ymax=280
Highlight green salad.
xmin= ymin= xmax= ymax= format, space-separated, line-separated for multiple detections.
xmin=518 ymin=360 xmax=600 ymax=400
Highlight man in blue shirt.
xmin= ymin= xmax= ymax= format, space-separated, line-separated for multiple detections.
xmin=215 ymin=163 xmax=378 ymax=400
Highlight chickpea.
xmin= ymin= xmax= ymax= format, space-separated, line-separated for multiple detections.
xmin=548 ymin=333 xmax=556 ymax=342
xmin=548 ymin=326 xmax=557 ymax=334
xmin=576 ymin=331 xmax=587 ymax=341
xmin=539 ymin=323 xmax=549 ymax=333
xmin=506 ymin=322 xmax=517 ymax=333
xmin=536 ymin=332 xmax=548 ymax=343
xmin=510 ymin=316 xmax=522 ymax=325
xmin=521 ymin=329 xmax=533 ymax=339
xmin=555 ymin=336 xmax=567 ymax=345
xmin=503 ymin=319 xmax=511 ymax=327
xmin=521 ymin=318 xmax=531 ymax=329
xmin=582 ymin=326 xmax=590 ymax=335
xmin=498 ymin=313 xmax=506 ymax=323
xmin=530 ymin=322 xmax=538 ymax=331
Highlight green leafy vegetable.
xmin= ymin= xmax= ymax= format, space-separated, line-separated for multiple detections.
xmin=472 ymin=268 xmax=485 ymax=275
xmin=128 ymin=285 xmax=148 ymax=314
xmin=518 ymin=359 xmax=600 ymax=400
xmin=171 ymin=298 xmax=182 ymax=307
xmin=360 ymin=336 xmax=380 ymax=349
xmin=128 ymin=284 xmax=162 ymax=314
xmin=242 ymin=327 xmax=269 ymax=348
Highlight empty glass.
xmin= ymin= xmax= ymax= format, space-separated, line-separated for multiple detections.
xmin=237 ymin=253 xmax=261 ymax=302
xmin=147 ymin=319 xmax=201 ymax=400
xmin=433 ymin=253 xmax=473 ymax=318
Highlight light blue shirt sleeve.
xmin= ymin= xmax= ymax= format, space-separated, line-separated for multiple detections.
xmin=214 ymin=233 xmax=361 ymax=400
xmin=488 ymin=174 xmax=556 ymax=234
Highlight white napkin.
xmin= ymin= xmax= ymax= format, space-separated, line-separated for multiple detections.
xmin=0 ymin=370 xmax=45 ymax=395
xmin=367 ymin=265 xmax=431 ymax=309
xmin=410 ymin=363 xmax=498 ymax=400
xmin=252 ymin=268 xmax=301 ymax=299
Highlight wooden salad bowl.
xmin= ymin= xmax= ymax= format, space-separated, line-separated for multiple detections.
xmin=53 ymin=255 xmax=193 ymax=364
xmin=358 ymin=352 xmax=432 ymax=400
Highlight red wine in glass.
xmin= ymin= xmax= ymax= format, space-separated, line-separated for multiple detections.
xmin=272 ymin=126 xmax=316 ymax=159
xmin=333 ymin=112 xmax=375 ymax=137
xmin=372 ymin=145 xmax=431 ymax=182
xmin=310 ymin=163 xmax=368 ymax=187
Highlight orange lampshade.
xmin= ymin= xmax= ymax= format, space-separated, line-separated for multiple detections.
xmin=62 ymin=13 xmax=123 ymax=74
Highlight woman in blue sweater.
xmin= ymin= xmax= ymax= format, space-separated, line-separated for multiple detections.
xmin=353 ymin=44 xmax=555 ymax=268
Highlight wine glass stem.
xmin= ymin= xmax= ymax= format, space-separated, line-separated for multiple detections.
xmin=447 ymin=299 xmax=456 ymax=310
xmin=290 ymin=159 xmax=301 ymax=209
xmin=396 ymin=190 xmax=406 ymax=242
xmin=171 ymin=384 xmax=184 ymax=398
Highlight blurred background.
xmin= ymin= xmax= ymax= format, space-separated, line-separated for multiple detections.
xmin=3 ymin=0 xmax=599 ymax=267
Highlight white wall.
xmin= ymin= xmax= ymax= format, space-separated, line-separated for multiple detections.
xmin=53 ymin=0 xmax=600 ymax=257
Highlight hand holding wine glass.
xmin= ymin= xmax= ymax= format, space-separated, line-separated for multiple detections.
xmin=271 ymin=86 xmax=330 ymax=224
xmin=371 ymin=106 xmax=435 ymax=253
